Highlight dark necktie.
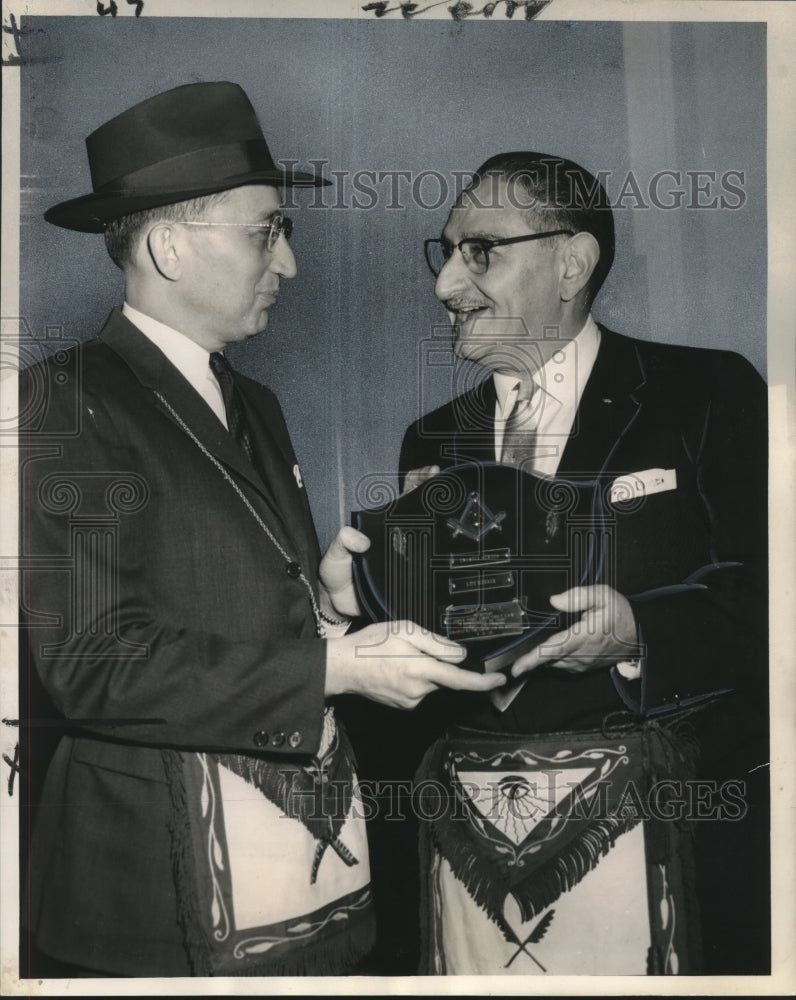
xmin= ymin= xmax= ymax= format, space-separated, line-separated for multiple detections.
xmin=500 ymin=389 xmax=539 ymax=470
xmin=209 ymin=351 xmax=255 ymax=462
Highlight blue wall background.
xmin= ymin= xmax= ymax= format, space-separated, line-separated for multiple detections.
xmin=20 ymin=17 xmax=766 ymax=549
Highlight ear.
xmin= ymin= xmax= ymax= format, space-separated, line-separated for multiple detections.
xmin=558 ymin=231 xmax=600 ymax=302
xmin=145 ymin=223 xmax=182 ymax=281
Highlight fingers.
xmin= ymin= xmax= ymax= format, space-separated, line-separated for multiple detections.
xmin=420 ymin=660 xmax=507 ymax=691
xmin=391 ymin=621 xmax=467 ymax=662
xmin=352 ymin=622 xmax=506 ymax=691
xmin=511 ymin=628 xmax=575 ymax=677
xmin=511 ymin=591 xmax=595 ymax=676
xmin=350 ymin=621 xmax=466 ymax=662
xmin=402 ymin=465 xmax=440 ymax=495
xmin=326 ymin=622 xmax=504 ymax=707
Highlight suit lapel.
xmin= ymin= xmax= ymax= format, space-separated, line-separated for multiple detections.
xmin=99 ymin=309 xmax=300 ymax=556
xmin=557 ymin=327 xmax=647 ymax=479
xmin=236 ymin=378 xmax=318 ymax=571
xmin=450 ymin=377 xmax=499 ymax=465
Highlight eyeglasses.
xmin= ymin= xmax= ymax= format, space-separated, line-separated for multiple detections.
xmin=424 ymin=229 xmax=574 ymax=277
xmin=176 ymin=215 xmax=293 ymax=252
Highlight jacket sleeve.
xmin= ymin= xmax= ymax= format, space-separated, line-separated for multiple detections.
xmin=614 ymin=351 xmax=768 ymax=718
xmin=398 ymin=420 xmax=424 ymax=494
xmin=398 ymin=416 xmax=449 ymax=494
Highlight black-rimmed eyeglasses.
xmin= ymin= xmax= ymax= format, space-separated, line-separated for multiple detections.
xmin=177 ymin=215 xmax=293 ymax=253
xmin=424 ymin=229 xmax=574 ymax=277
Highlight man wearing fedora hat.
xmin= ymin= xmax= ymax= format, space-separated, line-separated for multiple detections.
xmin=19 ymin=81 xmax=505 ymax=978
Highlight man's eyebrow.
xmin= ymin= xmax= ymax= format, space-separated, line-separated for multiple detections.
xmin=445 ymin=230 xmax=507 ymax=243
xmin=254 ymin=209 xmax=283 ymax=223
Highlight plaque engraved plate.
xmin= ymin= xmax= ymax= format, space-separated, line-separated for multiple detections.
xmin=352 ymin=463 xmax=604 ymax=672
xmin=443 ymin=599 xmax=526 ymax=640
xmin=448 ymin=571 xmax=514 ymax=595
xmin=448 ymin=548 xmax=511 ymax=568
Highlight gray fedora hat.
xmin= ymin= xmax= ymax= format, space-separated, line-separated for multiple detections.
xmin=45 ymin=81 xmax=329 ymax=233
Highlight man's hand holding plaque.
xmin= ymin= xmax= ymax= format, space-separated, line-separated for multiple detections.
xmin=511 ymin=584 xmax=639 ymax=677
xmin=320 ymin=524 xmax=508 ymax=706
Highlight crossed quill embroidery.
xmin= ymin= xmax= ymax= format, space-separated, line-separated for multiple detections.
xmin=504 ymin=908 xmax=556 ymax=971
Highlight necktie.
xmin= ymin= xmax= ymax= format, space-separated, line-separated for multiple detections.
xmin=500 ymin=388 xmax=539 ymax=470
xmin=209 ymin=352 xmax=255 ymax=462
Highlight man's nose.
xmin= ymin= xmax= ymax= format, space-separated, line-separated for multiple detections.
xmin=434 ymin=248 xmax=471 ymax=302
xmin=270 ymin=233 xmax=297 ymax=279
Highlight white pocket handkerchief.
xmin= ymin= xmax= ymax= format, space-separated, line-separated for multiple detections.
xmin=610 ymin=468 xmax=677 ymax=503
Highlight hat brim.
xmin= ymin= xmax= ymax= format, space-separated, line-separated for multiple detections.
xmin=44 ymin=168 xmax=330 ymax=233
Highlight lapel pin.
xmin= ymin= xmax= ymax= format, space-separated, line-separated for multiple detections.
xmin=293 ymin=464 xmax=304 ymax=489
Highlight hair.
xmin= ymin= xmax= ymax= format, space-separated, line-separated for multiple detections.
xmin=468 ymin=152 xmax=615 ymax=299
xmin=103 ymin=189 xmax=233 ymax=270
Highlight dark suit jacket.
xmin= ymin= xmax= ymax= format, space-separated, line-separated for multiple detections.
xmin=393 ymin=325 xmax=769 ymax=972
xmin=400 ymin=327 xmax=768 ymax=732
xmin=20 ymin=309 xmax=328 ymax=975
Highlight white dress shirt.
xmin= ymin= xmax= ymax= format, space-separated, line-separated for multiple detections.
xmin=122 ymin=302 xmax=228 ymax=428
xmin=492 ymin=315 xmax=601 ymax=477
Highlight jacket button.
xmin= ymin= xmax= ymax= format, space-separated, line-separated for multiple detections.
xmin=286 ymin=562 xmax=301 ymax=578
xmin=288 ymin=731 xmax=302 ymax=748
xmin=253 ymin=730 xmax=269 ymax=747
xmin=271 ymin=731 xmax=285 ymax=747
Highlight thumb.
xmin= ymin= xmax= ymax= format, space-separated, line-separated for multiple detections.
xmin=549 ymin=586 xmax=597 ymax=613
xmin=328 ymin=526 xmax=371 ymax=558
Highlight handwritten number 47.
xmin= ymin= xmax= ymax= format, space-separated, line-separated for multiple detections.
xmin=97 ymin=1 xmax=144 ymax=16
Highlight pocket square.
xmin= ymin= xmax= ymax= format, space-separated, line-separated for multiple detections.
xmin=610 ymin=468 xmax=677 ymax=503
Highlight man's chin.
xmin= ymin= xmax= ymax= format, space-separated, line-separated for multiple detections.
xmin=453 ymin=330 xmax=495 ymax=368
xmin=241 ymin=313 xmax=270 ymax=339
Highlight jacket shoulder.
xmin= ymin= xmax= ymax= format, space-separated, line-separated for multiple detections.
xmin=19 ymin=338 xmax=119 ymax=436
xmin=601 ymin=326 xmax=765 ymax=394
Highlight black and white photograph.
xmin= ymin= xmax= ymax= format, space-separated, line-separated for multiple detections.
xmin=1 ymin=0 xmax=793 ymax=994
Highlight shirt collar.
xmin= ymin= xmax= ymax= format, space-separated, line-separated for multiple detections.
xmin=493 ymin=315 xmax=601 ymax=416
xmin=122 ymin=302 xmax=214 ymax=385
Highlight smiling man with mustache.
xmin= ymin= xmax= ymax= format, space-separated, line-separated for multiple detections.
xmin=392 ymin=152 xmax=769 ymax=976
